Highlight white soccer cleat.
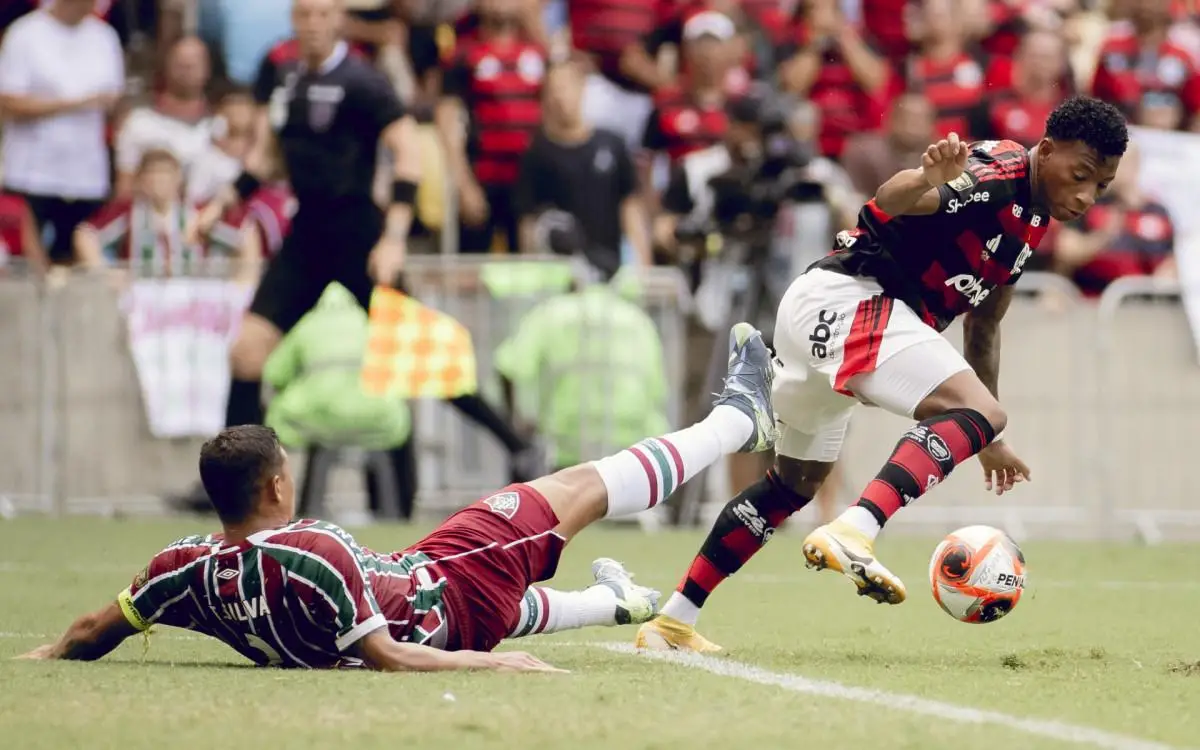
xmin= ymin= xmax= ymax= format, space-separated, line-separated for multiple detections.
xmin=592 ymin=557 xmax=661 ymax=625
xmin=714 ymin=322 xmax=778 ymax=453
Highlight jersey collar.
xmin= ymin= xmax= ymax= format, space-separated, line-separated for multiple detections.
xmin=300 ymin=41 xmax=349 ymax=75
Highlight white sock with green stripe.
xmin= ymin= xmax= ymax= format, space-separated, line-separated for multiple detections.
xmin=592 ymin=405 xmax=753 ymax=518
xmin=508 ymin=586 xmax=618 ymax=638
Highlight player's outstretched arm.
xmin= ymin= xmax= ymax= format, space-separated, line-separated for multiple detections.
xmin=873 ymin=133 xmax=969 ymax=217
xmin=16 ymin=602 xmax=138 ymax=662
xmin=351 ymin=629 xmax=566 ymax=674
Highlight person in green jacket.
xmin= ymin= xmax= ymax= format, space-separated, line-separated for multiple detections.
xmin=494 ymin=268 xmax=671 ymax=471
xmin=262 ymin=282 xmax=415 ymax=518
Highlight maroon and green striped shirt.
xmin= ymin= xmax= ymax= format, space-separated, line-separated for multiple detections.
xmin=117 ymin=520 xmax=449 ymax=668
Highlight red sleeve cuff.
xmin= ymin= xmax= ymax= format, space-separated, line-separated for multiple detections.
xmin=866 ymin=198 xmax=894 ymax=224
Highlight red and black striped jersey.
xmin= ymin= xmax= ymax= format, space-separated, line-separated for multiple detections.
xmin=978 ymin=92 xmax=1059 ymax=148
xmin=443 ymin=36 xmax=546 ymax=187
xmin=779 ymin=22 xmax=892 ymax=158
xmin=117 ymin=520 xmax=451 ymax=669
xmin=1063 ymin=195 xmax=1175 ymax=297
xmin=641 ymin=85 xmax=728 ymax=162
xmin=1090 ymin=21 xmax=1200 ymax=121
xmin=815 ymin=140 xmax=1051 ymax=331
xmin=570 ymin=0 xmax=663 ymax=85
xmin=861 ymin=0 xmax=911 ymax=61
xmin=907 ymin=52 xmax=985 ymax=139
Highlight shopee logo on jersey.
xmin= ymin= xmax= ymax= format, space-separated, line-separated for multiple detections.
xmin=810 ymin=309 xmax=844 ymax=359
xmin=945 ymin=273 xmax=991 ymax=307
xmin=945 ymin=191 xmax=990 ymax=215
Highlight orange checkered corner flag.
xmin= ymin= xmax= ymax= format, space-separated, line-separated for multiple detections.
xmin=361 ymin=286 xmax=478 ymax=399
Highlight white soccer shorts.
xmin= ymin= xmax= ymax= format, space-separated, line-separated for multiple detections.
xmin=771 ymin=268 xmax=971 ymax=463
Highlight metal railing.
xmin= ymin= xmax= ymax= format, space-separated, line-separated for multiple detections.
xmin=3 ymin=262 xmax=1200 ymax=540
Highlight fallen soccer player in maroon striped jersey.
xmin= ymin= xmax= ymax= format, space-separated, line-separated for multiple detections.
xmin=19 ymin=323 xmax=777 ymax=673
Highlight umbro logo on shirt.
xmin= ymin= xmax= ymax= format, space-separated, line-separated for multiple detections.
xmin=217 ymin=568 xmax=238 ymax=580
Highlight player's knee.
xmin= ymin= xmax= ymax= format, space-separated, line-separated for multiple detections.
xmin=921 ymin=394 xmax=1007 ymax=436
xmin=773 ymin=456 xmax=836 ymax=500
xmin=917 ymin=372 xmax=1007 ymax=436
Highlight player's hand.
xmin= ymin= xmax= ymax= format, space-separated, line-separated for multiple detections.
xmin=15 ymin=644 xmax=56 ymax=660
xmin=459 ymin=179 xmax=489 ymax=227
xmin=482 ymin=651 xmax=569 ymax=673
xmin=920 ymin=132 xmax=969 ymax=188
xmin=368 ymin=237 xmax=406 ymax=287
xmin=977 ymin=439 xmax=1031 ymax=496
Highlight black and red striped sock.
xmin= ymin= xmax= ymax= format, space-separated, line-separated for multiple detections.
xmin=856 ymin=408 xmax=996 ymax=529
xmin=664 ymin=472 xmax=811 ymax=621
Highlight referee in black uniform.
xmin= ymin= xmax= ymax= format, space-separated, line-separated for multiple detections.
xmin=189 ymin=0 xmax=537 ymax=513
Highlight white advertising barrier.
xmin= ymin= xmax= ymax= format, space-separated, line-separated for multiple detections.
xmin=121 ymin=278 xmax=252 ymax=438
xmin=1128 ymin=126 xmax=1200 ymax=355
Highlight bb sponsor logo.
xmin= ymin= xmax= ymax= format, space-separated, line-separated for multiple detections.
xmin=484 ymin=491 xmax=521 ymax=520
xmin=946 ymin=190 xmax=990 ymax=214
xmin=945 ymin=273 xmax=991 ymax=307
xmin=809 ymin=309 xmax=842 ymax=359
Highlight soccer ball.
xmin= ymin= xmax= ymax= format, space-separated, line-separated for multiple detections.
xmin=928 ymin=525 xmax=1026 ymax=623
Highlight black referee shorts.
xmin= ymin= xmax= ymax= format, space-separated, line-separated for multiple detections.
xmin=249 ymin=200 xmax=385 ymax=334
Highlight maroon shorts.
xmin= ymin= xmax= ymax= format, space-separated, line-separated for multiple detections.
xmin=404 ymin=484 xmax=565 ymax=652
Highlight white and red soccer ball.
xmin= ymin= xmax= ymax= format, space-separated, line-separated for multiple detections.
xmin=929 ymin=525 xmax=1026 ymax=624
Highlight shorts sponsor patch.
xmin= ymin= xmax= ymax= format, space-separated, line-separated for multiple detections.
xmin=483 ymin=492 xmax=521 ymax=520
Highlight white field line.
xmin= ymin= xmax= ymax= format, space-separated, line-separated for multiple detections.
xmin=592 ymin=642 xmax=1183 ymax=750
xmin=1 ymin=632 xmax=1184 ymax=749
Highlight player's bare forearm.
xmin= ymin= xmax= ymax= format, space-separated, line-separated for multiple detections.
xmin=24 ymin=602 xmax=137 ymax=661
xmin=354 ymin=630 xmax=488 ymax=672
xmin=874 ymin=169 xmax=940 ymax=216
xmin=963 ymin=286 xmax=1013 ymax=399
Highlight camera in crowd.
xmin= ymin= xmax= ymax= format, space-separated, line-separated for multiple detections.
xmin=677 ymin=89 xmax=827 ymax=244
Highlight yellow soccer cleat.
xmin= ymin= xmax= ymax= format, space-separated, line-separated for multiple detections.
xmin=634 ymin=615 xmax=723 ymax=654
xmin=802 ymin=520 xmax=908 ymax=604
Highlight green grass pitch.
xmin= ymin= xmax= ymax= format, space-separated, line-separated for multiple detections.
xmin=3 ymin=517 xmax=1199 ymax=750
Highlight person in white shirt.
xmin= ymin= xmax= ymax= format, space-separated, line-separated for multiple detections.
xmin=115 ymin=36 xmax=213 ymax=197
xmin=0 ymin=0 xmax=124 ymax=265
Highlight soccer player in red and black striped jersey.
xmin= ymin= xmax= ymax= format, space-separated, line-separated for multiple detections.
xmin=22 ymin=321 xmax=779 ymax=671
xmin=638 ymin=97 xmax=1128 ymax=653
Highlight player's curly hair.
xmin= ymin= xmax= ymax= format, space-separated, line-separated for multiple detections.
xmin=1045 ymin=96 xmax=1129 ymax=158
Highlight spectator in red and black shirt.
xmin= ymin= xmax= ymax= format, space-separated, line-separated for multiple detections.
xmin=1053 ymin=142 xmax=1177 ymax=295
xmin=641 ymin=11 xmax=736 ymax=166
xmin=437 ymin=0 xmax=547 ymax=253
xmin=974 ymin=29 xmax=1069 ymax=147
xmin=778 ymin=0 xmax=891 ymax=159
xmin=1091 ymin=0 xmax=1200 ymax=131
xmin=906 ymin=0 xmax=986 ymax=140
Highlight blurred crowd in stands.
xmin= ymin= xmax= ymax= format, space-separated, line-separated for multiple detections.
xmin=0 ymin=0 xmax=1188 ymax=297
